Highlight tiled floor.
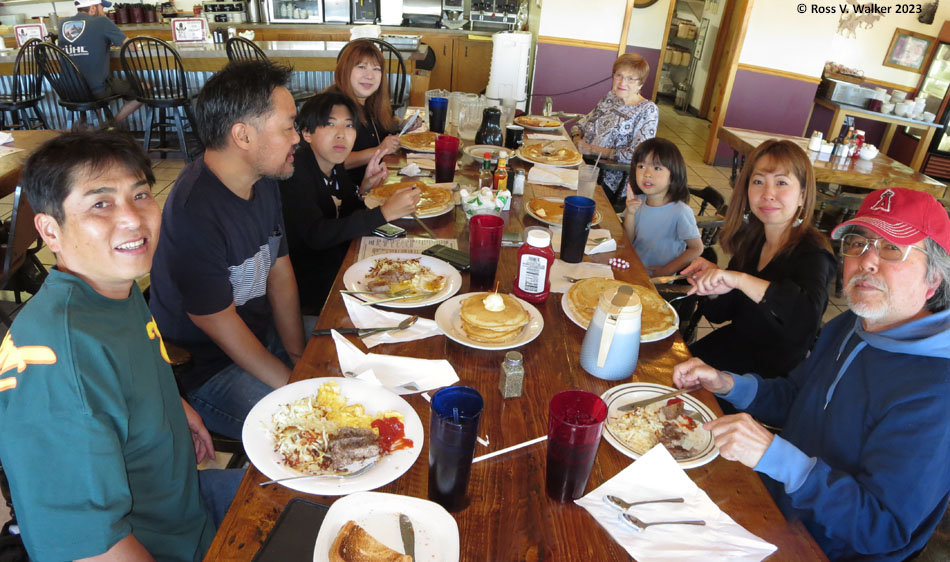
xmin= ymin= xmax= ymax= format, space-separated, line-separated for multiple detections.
xmin=0 ymin=102 xmax=849 ymax=532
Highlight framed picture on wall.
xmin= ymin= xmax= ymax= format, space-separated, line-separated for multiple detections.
xmin=883 ymin=28 xmax=936 ymax=73
xmin=170 ymin=17 xmax=207 ymax=43
xmin=13 ymin=24 xmax=46 ymax=47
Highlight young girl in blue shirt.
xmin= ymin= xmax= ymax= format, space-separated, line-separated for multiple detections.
xmin=622 ymin=137 xmax=703 ymax=276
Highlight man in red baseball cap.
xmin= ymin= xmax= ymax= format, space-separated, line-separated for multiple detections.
xmin=673 ymin=186 xmax=950 ymax=560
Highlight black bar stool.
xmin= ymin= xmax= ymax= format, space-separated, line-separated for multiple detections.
xmin=0 ymin=39 xmax=49 ymax=131
xmin=33 ymin=41 xmax=118 ymax=130
xmin=225 ymin=37 xmax=316 ymax=107
xmin=120 ymin=36 xmax=202 ymax=161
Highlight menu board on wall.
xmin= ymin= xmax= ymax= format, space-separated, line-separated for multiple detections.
xmin=170 ymin=17 xmax=207 ymax=43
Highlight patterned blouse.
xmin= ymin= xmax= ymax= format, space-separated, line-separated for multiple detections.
xmin=571 ymin=92 xmax=658 ymax=194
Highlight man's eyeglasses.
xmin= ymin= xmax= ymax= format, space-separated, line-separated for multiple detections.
xmin=840 ymin=233 xmax=926 ymax=262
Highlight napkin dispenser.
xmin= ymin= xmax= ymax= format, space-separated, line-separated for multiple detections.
xmin=580 ymin=286 xmax=641 ymax=380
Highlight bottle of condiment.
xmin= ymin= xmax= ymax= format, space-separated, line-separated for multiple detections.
xmin=499 ymin=351 xmax=525 ymax=399
xmin=851 ymin=130 xmax=865 ymax=158
xmin=493 ymin=154 xmax=509 ymax=191
xmin=478 ymin=154 xmax=493 ymax=190
xmin=512 ymin=227 xmax=554 ymax=303
xmin=512 ymin=169 xmax=525 ymax=195
xmin=807 ymin=130 xmax=823 ymax=152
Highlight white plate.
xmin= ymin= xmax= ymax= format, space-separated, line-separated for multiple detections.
xmin=343 ymin=253 xmax=462 ymax=308
xmin=560 ymin=290 xmax=679 ymax=342
xmin=600 ymin=382 xmax=719 ymax=469
xmin=525 ymin=196 xmax=603 ymax=227
xmin=514 ymin=115 xmax=563 ymax=132
xmin=515 ymin=148 xmax=582 ymax=168
xmin=242 ymin=378 xmax=424 ymax=495
xmin=463 ymin=144 xmax=507 ymax=164
xmin=313 ymin=492 xmax=460 ymax=562
xmin=434 ymin=292 xmax=544 ymax=350
xmin=363 ymin=185 xmax=456 ymax=219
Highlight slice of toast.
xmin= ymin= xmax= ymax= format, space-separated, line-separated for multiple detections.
xmin=329 ymin=520 xmax=412 ymax=562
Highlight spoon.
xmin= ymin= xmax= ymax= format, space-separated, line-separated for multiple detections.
xmin=358 ymin=315 xmax=419 ymax=337
xmin=620 ymin=512 xmax=705 ymax=532
xmin=259 ymin=461 xmax=377 ymax=487
xmin=604 ymin=495 xmax=685 ymax=511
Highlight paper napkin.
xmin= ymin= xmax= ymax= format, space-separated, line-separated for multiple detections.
xmin=549 ymin=259 xmax=614 ymax=293
xmin=331 ymin=330 xmax=459 ymax=395
xmin=576 ymin=445 xmax=778 ymax=562
xmin=527 ymin=132 xmax=568 ymax=141
xmin=399 ymin=162 xmax=427 ymax=177
xmin=527 ymin=165 xmax=578 ymax=189
xmin=341 ymin=293 xmax=442 ymax=348
xmin=550 ymin=228 xmax=617 ymax=255
xmin=0 ymin=132 xmax=14 ymax=145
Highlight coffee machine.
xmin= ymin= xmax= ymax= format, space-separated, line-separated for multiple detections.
xmin=441 ymin=0 xmax=465 ymax=28
xmin=402 ymin=0 xmax=441 ymax=27
xmin=471 ymin=0 xmax=518 ymax=31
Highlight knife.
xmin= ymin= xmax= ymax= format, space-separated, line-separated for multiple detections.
xmin=399 ymin=513 xmax=415 ymax=561
xmin=649 ymin=274 xmax=688 ymax=285
xmin=398 ymin=111 xmax=419 ymax=137
xmin=617 ymin=386 xmax=701 ymax=412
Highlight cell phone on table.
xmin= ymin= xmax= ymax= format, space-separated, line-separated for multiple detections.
xmin=373 ymin=223 xmax=407 ymax=239
xmin=252 ymin=498 xmax=331 ymax=562
xmin=422 ymin=243 xmax=471 ymax=271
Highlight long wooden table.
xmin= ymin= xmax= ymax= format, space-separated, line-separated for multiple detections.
xmin=0 ymin=130 xmax=62 ymax=199
xmin=719 ymin=126 xmax=947 ymax=198
xmin=205 ymin=144 xmax=826 ymax=561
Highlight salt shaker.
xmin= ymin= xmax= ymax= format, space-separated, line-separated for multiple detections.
xmin=512 ymin=169 xmax=526 ymax=195
xmin=807 ymin=131 xmax=823 ymax=152
xmin=499 ymin=351 xmax=525 ymax=398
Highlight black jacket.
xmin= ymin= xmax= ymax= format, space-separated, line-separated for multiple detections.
xmin=278 ymin=144 xmax=386 ymax=314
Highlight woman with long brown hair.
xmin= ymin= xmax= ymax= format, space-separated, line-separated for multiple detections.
xmin=328 ymin=40 xmax=401 ymax=186
xmin=681 ymin=139 xmax=836 ymax=379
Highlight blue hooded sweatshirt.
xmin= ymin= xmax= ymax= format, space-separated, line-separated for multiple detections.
xmin=722 ymin=309 xmax=950 ymax=561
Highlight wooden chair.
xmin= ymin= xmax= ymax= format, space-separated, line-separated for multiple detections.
xmin=225 ymin=37 xmax=316 ymax=107
xmin=336 ymin=38 xmax=408 ymax=111
xmin=120 ymin=36 xmax=202 ymax=161
xmin=33 ymin=42 xmax=118 ymax=130
xmin=0 ymin=186 xmax=47 ymax=327
xmin=0 ymin=39 xmax=49 ymax=131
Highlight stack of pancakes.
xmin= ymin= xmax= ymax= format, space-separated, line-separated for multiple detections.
xmin=566 ymin=278 xmax=675 ymax=338
xmin=459 ymin=293 xmax=530 ymax=343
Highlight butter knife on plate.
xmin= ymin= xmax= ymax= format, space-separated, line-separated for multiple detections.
xmin=399 ymin=513 xmax=415 ymax=561
xmin=617 ymin=386 xmax=701 ymax=412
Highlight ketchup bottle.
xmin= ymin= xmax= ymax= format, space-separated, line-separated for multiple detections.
xmin=513 ymin=227 xmax=554 ymax=303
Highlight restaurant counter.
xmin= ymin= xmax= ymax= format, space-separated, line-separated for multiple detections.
xmin=0 ymin=40 xmax=428 ymax=131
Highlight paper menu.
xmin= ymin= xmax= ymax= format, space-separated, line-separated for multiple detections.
xmin=357 ymin=237 xmax=459 ymax=261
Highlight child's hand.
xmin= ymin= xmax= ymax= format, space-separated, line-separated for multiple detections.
xmin=359 ymin=149 xmax=388 ymax=194
xmin=381 ymin=185 xmax=421 ymax=222
xmin=625 ymin=183 xmax=642 ymax=213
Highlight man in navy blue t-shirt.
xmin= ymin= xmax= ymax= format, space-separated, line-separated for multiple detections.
xmin=58 ymin=0 xmax=141 ymax=122
xmin=149 ymin=61 xmax=306 ymax=439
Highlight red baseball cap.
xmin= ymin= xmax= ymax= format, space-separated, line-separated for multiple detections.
xmin=831 ymin=187 xmax=950 ymax=253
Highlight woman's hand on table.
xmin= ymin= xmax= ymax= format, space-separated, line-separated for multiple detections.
xmin=704 ymin=414 xmax=774 ymax=469
xmin=379 ymin=134 xmax=401 ymax=155
xmin=381 ymin=185 xmax=421 ymax=222
xmin=672 ymin=357 xmax=734 ymax=395
xmin=687 ymin=267 xmax=743 ymax=296
xmin=360 ymin=149 xmax=388 ymax=194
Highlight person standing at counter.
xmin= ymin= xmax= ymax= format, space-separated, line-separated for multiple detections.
xmin=279 ymin=92 xmax=419 ymax=317
xmin=149 ymin=61 xmax=306 ymax=440
xmin=327 ymin=40 xmax=401 ymax=186
xmin=683 ymin=140 xmax=835 ymax=379
xmin=58 ymin=0 xmax=141 ymax=123
xmin=673 ymin=188 xmax=950 ymax=561
xmin=570 ymin=53 xmax=658 ymax=198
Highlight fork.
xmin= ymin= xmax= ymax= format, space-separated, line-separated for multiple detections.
xmin=361 ymin=291 xmax=438 ymax=306
xmin=259 ymin=461 xmax=377 ymax=486
xmin=620 ymin=512 xmax=706 ymax=531
xmin=563 ymin=275 xmax=584 ymax=283
xmin=341 ymin=288 xmax=412 ymax=297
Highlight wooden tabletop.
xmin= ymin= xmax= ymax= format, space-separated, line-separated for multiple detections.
xmin=0 ymin=130 xmax=62 ymax=199
xmin=719 ymin=126 xmax=946 ymax=198
xmin=204 ymin=139 xmax=826 ymax=561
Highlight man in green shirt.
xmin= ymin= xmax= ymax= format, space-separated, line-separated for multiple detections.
xmin=0 ymin=130 xmax=240 ymax=560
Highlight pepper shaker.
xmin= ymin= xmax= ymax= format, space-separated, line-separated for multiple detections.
xmin=499 ymin=351 xmax=525 ymax=398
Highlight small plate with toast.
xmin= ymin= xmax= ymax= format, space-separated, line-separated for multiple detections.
xmin=315 ymin=491 xmax=460 ymax=562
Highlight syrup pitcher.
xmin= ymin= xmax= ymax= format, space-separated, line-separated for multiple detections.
xmin=579 ymin=285 xmax=641 ymax=380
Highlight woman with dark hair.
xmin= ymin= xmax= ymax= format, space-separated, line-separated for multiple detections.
xmin=570 ymin=53 xmax=658 ymax=196
xmin=327 ymin=40 xmax=402 ymax=186
xmin=623 ymin=137 xmax=702 ymax=277
xmin=279 ymin=92 xmax=419 ymax=315
xmin=682 ymin=139 xmax=836 ymax=379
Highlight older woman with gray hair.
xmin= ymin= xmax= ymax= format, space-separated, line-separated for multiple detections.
xmin=570 ymin=53 xmax=658 ymax=198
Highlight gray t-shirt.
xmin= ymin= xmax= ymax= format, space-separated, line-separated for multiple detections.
xmin=57 ymin=13 xmax=126 ymax=94
xmin=631 ymin=194 xmax=700 ymax=274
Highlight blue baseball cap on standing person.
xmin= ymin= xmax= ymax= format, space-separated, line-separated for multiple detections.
xmin=74 ymin=0 xmax=113 ymax=8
